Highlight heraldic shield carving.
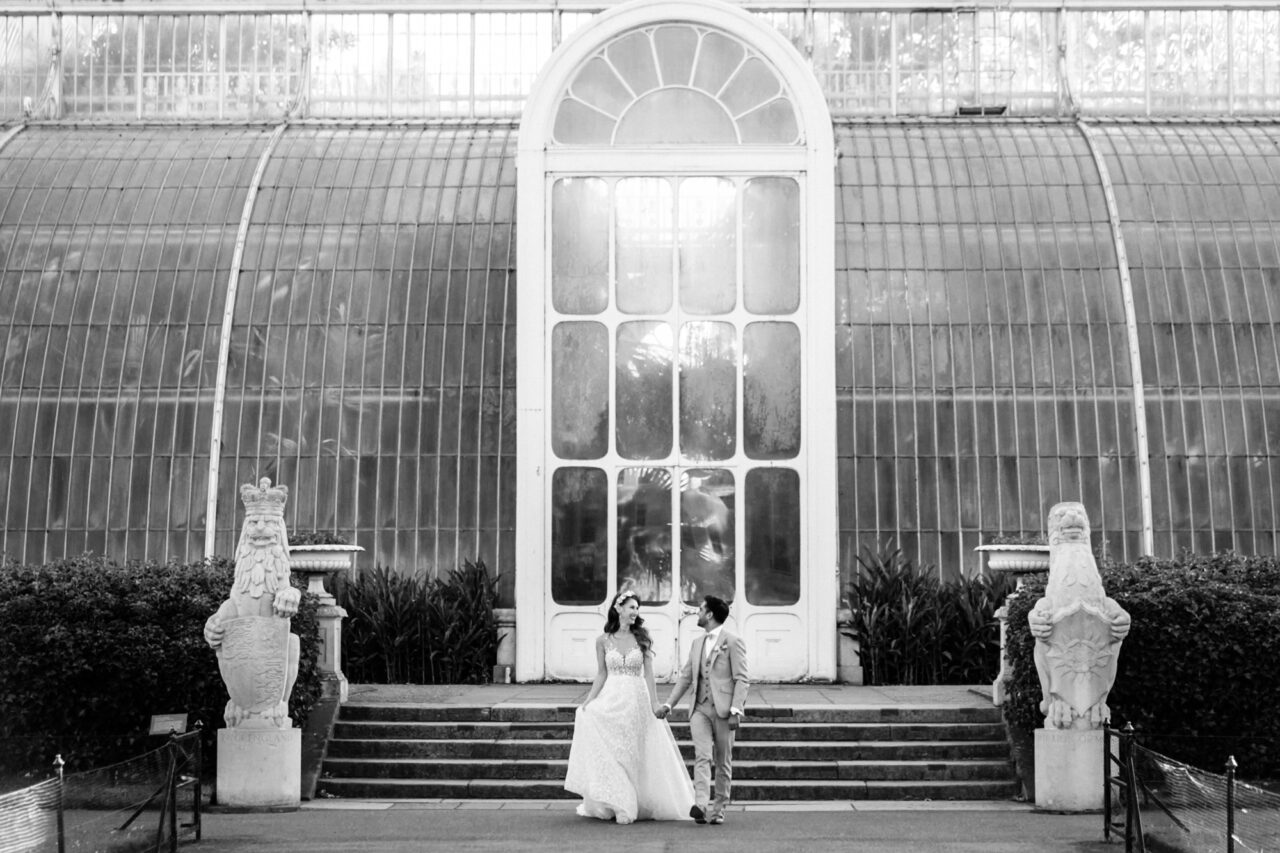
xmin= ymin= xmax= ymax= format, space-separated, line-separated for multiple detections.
xmin=218 ymin=616 xmax=291 ymax=723
xmin=1041 ymin=602 xmax=1119 ymax=723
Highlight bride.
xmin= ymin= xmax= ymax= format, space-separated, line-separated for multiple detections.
xmin=564 ymin=589 xmax=696 ymax=823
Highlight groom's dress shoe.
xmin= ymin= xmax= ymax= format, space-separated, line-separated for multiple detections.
xmin=689 ymin=805 xmax=706 ymax=824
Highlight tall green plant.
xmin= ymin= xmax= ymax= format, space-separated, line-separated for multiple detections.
xmin=338 ymin=560 xmax=503 ymax=685
xmin=843 ymin=543 xmax=1013 ymax=686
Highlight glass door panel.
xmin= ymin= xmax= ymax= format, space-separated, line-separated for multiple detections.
xmin=678 ymin=177 xmax=736 ymax=314
xmin=744 ymin=468 xmax=800 ymax=606
xmin=551 ymin=467 xmax=607 ymax=605
xmin=680 ymin=467 xmax=735 ymax=603
xmin=551 ymin=322 xmax=609 ymax=459
xmin=616 ymin=178 xmax=673 ymax=314
xmin=679 ymin=321 xmax=736 ymax=462
xmin=616 ymin=322 xmax=674 ymax=460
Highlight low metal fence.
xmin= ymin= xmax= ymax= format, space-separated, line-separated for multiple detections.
xmin=1105 ymin=723 xmax=1280 ymax=853
xmin=0 ymin=729 xmax=202 ymax=853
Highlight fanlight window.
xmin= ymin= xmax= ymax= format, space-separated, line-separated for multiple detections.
xmin=553 ymin=24 xmax=801 ymax=146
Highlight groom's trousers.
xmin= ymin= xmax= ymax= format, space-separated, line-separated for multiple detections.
xmin=690 ymin=699 xmax=735 ymax=813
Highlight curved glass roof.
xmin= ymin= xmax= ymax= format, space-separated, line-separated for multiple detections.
xmin=0 ymin=119 xmax=1276 ymax=579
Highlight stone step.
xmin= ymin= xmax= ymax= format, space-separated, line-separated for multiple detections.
xmin=325 ymin=737 xmax=1012 ymax=762
xmin=314 ymin=777 xmax=1020 ymax=801
xmin=331 ymin=719 xmax=1008 ymax=742
xmin=321 ymin=756 xmax=1015 ymax=782
xmin=336 ymin=704 xmax=1005 ymax=725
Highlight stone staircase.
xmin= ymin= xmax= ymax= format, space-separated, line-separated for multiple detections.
xmin=317 ymin=703 xmax=1020 ymax=801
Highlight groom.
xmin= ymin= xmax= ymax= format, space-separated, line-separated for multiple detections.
xmin=656 ymin=595 xmax=749 ymax=826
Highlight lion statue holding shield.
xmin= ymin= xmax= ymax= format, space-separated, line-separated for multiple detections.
xmin=204 ymin=478 xmax=301 ymax=729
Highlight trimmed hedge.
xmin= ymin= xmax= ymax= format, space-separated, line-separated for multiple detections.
xmin=0 ymin=555 xmax=321 ymax=779
xmin=1003 ymin=552 xmax=1280 ymax=778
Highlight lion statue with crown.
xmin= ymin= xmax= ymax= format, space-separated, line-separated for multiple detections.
xmin=204 ymin=478 xmax=301 ymax=729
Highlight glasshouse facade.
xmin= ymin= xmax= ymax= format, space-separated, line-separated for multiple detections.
xmin=2 ymin=0 xmax=1279 ymax=680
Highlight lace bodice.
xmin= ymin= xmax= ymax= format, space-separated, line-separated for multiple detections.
xmin=604 ymin=636 xmax=645 ymax=677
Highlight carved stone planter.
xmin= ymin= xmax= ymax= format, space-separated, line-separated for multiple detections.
xmin=288 ymin=543 xmax=363 ymax=702
xmin=976 ymin=543 xmax=1051 ymax=578
xmin=287 ymin=544 xmax=364 ymax=596
xmin=977 ymin=544 xmax=1050 ymax=708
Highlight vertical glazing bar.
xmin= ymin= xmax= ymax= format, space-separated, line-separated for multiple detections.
xmin=300 ymin=11 xmax=312 ymax=118
xmin=51 ymin=12 xmax=63 ymax=119
xmin=204 ymin=123 xmax=289 ymax=558
xmin=470 ymin=12 xmax=478 ymax=118
xmin=218 ymin=15 xmax=227 ymax=120
xmin=135 ymin=16 xmax=144 ymax=118
xmin=1076 ymin=120 xmax=1154 ymax=556
xmin=386 ymin=13 xmax=394 ymax=117
xmin=890 ymin=14 xmax=898 ymax=115
xmin=552 ymin=1 xmax=561 ymax=50
xmin=1143 ymin=11 xmax=1151 ymax=116
xmin=1227 ymin=10 xmax=1235 ymax=115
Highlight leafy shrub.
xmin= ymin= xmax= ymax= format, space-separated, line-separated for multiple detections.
xmin=982 ymin=533 xmax=1048 ymax=546
xmin=1002 ymin=552 xmax=1280 ymax=778
xmin=338 ymin=560 xmax=503 ymax=684
xmin=289 ymin=531 xmax=351 ymax=546
xmin=843 ymin=543 xmax=1014 ymax=685
xmin=0 ymin=555 xmax=322 ymax=779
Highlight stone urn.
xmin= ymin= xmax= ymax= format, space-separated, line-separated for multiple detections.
xmin=978 ymin=542 xmax=1050 ymax=708
xmin=288 ymin=543 xmax=364 ymax=598
xmin=976 ymin=543 xmax=1050 ymax=588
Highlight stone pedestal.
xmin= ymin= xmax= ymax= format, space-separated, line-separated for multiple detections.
xmin=1035 ymin=727 xmax=1103 ymax=812
xmin=217 ymin=727 xmax=301 ymax=809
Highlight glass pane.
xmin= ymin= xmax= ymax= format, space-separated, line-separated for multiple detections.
xmin=744 ymin=322 xmax=801 ymax=459
xmin=616 ymin=178 xmax=673 ymax=314
xmin=554 ymin=97 xmax=614 ymax=145
xmin=654 ymin=25 xmax=698 ymax=86
xmin=618 ymin=466 xmax=673 ymax=604
xmin=720 ymin=57 xmax=782 ymax=117
xmin=680 ymin=322 xmax=737 ymax=461
xmin=552 ymin=178 xmax=609 ymax=314
xmin=607 ymin=30 xmax=660 ymax=95
xmin=681 ymin=468 xmax=736 ymax=604
xmin=616 ymin=322 xmax=674 ymax=460
xmin=691 ymin=31 xmax=745 ymax=96
xmin=678 ymin=177 xmax=736 ymax=315
xmin=614 ymin=89 xmax=738 ymax=145
xmin=552 ymin=322 xmax=608 ymax=459
xmin=738 ymin=98 xmax=800 ymax=145
xmin=571 ymin=56 xmax=632 ymax=117
xmin=745 ymin=468 xmax=800 ymax=606
xmin=744 ymin=178 xmax=800 ymax=314
xmin=552 ymin=467 xmax=608 ymax=605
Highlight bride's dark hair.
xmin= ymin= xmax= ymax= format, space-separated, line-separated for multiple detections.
xmin=604 ymin=590 xmax=652 ymax=655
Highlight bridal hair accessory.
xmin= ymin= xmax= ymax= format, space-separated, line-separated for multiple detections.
xmin=614 ymin=590 xmax=638 ymax=608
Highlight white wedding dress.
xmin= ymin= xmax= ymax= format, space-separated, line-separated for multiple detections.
xmin=564 ymin=637 xmax=696 ymax=823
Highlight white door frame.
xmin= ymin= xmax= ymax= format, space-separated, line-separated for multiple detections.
xmin=516 ymin=0 xmax=836 ymax=681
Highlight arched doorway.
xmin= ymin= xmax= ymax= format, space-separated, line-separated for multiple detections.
xmin=516 ymin=0 xmax=836 ymax=682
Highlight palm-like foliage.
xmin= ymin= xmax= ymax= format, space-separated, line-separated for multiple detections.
xmin=843 ymin=543 xmax=1013 ymax=686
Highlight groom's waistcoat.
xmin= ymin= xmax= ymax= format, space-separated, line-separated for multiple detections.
xmin=696 ymin=640 xmax=714 ymax=705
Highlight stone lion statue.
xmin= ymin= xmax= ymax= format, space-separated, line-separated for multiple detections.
xmin=1028 ymin=502 xmax=1131 ymax=730
xmin=204 ymin=478 xmax=301 ymax=728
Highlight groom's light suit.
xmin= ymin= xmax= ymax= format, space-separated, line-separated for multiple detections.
xmin=665 ymin=628 xmax=749 ymax=816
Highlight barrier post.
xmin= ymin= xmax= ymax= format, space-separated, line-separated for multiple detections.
xmin=54 ymin=754 xmax=66 ymax=853
xmin=1225 ymin=756 xmax=1237 ymax=853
